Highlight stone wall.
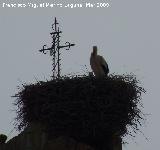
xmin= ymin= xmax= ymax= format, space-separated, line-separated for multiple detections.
xmin=0 ymin=123 xmax=47 ymax=150
xmin=0 ymin=123 xmax=95 ymax=150
xmin=0 ymin=123 xmax=122 ymax=150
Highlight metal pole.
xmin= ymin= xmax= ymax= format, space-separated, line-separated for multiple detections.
xmin=57 ymin=27 xmax=60 ymax=78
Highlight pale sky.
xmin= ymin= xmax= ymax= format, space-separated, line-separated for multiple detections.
xmin=0 ymin=0 xmax=160 ymax=150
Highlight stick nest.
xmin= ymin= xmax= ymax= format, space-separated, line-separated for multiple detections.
xmin=13 ymin=74 xmax=145 ymax=146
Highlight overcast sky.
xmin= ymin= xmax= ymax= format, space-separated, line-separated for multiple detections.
xmin=0 ymin=0 xmax=160 ymax=149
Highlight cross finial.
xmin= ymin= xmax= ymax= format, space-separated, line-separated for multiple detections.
xmin=39 ymin=17 xmax=75 ymax=79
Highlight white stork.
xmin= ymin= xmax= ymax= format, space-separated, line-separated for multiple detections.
xmin=90 ymin=46 xmax=109 ymax=77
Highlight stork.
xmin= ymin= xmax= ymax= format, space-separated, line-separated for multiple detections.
xmin=90 ymin=46 xmax=109 ymax=77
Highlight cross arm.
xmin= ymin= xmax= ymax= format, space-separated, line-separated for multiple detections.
xmin=39 ymin=45 xmax=54 ymax=54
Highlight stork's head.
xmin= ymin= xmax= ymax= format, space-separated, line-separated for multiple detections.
xmin=93 ymin=46 xmax=97 ymax=55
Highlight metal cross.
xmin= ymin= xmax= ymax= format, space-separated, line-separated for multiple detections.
xmin=39 ymin=17 xmax=75 ymax=79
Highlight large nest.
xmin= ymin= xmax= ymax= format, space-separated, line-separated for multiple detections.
xmin=13 ymin=74 xmax=145 ymax=147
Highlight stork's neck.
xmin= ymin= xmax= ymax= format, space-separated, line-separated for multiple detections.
xmin=92 ymin=51 xmax=97 ymax=56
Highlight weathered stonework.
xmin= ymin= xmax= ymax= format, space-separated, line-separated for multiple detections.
xmin=0 ymin=123 xmax=96 ymax=150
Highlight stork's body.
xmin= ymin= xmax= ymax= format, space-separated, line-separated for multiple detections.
xmin=90 ymin=46 xmax=109 ymax=77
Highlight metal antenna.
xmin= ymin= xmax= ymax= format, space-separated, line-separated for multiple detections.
xmin=39 ymin=17 xmax=75 ymax=79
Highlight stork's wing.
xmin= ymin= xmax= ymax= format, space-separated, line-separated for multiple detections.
xmin=99 ymin=56 xmax=109 ymax=75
